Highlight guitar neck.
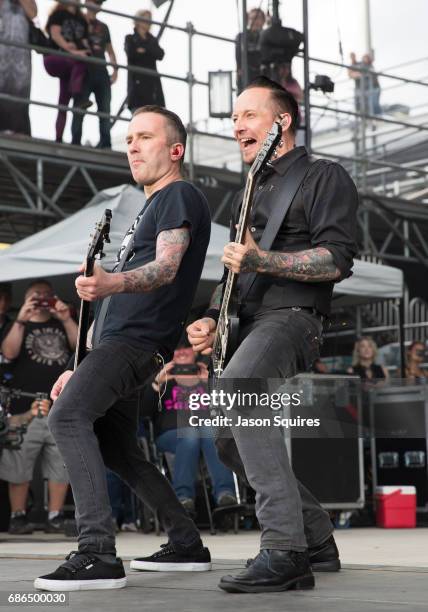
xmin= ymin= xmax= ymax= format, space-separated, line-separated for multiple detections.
xmin=218 ymin=174 xmax=256 ymax=323
xmin=74 ymin=258 xmax=96 ymax=370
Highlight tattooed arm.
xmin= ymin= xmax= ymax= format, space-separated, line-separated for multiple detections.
xmin=221 ymin=230 xmax=341 ymax=283
xmin=75 ymin=227 xmax=190 ymax=301
xmin=121 ymin=226 xmax=190 ymax=292
xmin=241 ymin=245 xmax=341 ymax=282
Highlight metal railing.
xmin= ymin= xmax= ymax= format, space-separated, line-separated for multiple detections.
xmin=1 ymin=2 xmax=428 ymax=188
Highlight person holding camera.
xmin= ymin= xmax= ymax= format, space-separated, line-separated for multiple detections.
xmin=148 ymin=344 xmax=236 ymax=515
xmin=0 ymin=279 xmax=77 ymax=534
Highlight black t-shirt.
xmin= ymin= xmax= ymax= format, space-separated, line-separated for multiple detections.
xmin=99 ymin=181 xmax=211 ymax=357
xmin=87 ymin=18 xmax=110 ymax=65
xmin=47 ymin=9 xmax=88 ymax=50
xmin=143 ymin=380 xmax=208 ymax=436
xmin=4 ymin=319 xmax=72 ymax=415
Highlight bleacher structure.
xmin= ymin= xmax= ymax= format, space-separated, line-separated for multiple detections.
xmin=1 ymin=2 xmax=428 ymax=348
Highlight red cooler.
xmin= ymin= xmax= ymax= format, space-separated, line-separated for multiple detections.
xmin=375 ymin=486 xmax=417 ymax=528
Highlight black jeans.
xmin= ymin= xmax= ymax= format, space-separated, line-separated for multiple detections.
xmin=216 ymin=308 xmax=333 ymax=551
xmin=71 ymin=68 xmax=112 ymax=148
xmin=48 ymin=340 xmax=201 ymax=555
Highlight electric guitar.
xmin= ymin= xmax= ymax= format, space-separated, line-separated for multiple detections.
xmin=211 ymin=121 xmax=282 ymax=378
xmin=74 ymin=209 xmax=112 ymax=369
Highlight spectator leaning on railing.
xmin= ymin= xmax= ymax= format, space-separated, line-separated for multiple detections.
xmin=71 ymin=0 xmax=118 ymax=149
xmin=43 ymin=0 xmax=92 ymax=143
xmin=0 ymin=0 xmax=37 ymax=136
xmin=125 ymin=9 xmax=165 ymax=112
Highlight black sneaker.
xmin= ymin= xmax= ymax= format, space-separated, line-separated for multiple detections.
xmin=9 ymin=514 xmax=33 ymax=535
xmin=130 ymin=542 xmax=211 ymax=572
xmin=44 ymin=512 xmax=65 ymax=534
xmin=34 ymin=551 xmax=127 ymax=591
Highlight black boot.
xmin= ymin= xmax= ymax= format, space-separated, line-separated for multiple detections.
xmin=309 ymin=535 xmax=341 ymax=572
xmin=219 ymin=549 xmax=315 ymax=593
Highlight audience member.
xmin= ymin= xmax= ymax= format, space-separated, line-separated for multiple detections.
xmin=106 ymin=468 xmax=138 ymax=532
xmin=147 ymin=345 xmax=236 ymax=514
xmin=349 ymin=52 xmax=381 ymax=116
xmin=348 ymin=336 xmax=389 ymax=385
xmin=235 ymin=7 xmax=265 ymax=93
xmin=0 ymin=283 xmax=12 ymax=348
xmin=71 ymin=0 xmax=118 ymax=149
xmin=0 ymin=0 xmax=37 ymax=135
xmin=125 ymin=9 xmax=165 ymax=112
xmin=404 ymin=341 xmax=428 ymax=383
xmin=0 ymin=279 xmax=77 ymax=534
xmin=43 ymin=0 xmax=91 ymax=143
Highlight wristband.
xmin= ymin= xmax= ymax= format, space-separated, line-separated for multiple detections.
xmin=203 ymin=309 xmax=220 ymax=324
xmin=15 ymin=319 xmax=26 ymax=326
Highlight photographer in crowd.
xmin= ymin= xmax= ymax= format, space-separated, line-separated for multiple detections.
xmin=146 ymin=344 xmax=237 ymax=515
xmin=0 ymin=279 xmax=77 ymax=534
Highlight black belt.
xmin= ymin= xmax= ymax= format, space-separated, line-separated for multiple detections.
xmin=291 ymin=306 xmax=325 ymax=322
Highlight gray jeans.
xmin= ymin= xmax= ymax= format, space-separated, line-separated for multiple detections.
xmin=47 ymin=340 xmax=201 ymax=555
xmin=216 ymin=308 xmax=333 ymax=552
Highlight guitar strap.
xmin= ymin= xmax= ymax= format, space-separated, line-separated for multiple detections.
xmin=92 ymin=194 xmax=158 ymax=348
xmin=238 ymin=154 xmax=313 ymax=304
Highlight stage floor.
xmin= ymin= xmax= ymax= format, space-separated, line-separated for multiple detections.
xmin=1 ymin=529 xmax=427 ymax=612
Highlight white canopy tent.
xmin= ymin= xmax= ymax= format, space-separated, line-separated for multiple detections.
xmin=0 ymin=185 xmax=403 ymax=307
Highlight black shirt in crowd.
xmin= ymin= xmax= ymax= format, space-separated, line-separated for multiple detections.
xmin=46 ymin=9 xmax=88 ymax=50
xmin=87 ymin=18 xmax=111 ymax=68
xmin=143 ymin=379 xmax=208 ymax=436
xmin=99 ymin=181 xmax=211 ymax=358
xmin=3 ymin=319 xmax=72 ymax=415
xmin=228 ymin=146 xmax=359 ymax=318
xmin=125 ymin=30 xmax=165 ymax=108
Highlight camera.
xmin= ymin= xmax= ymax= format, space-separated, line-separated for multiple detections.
xmin=33 ymin=297 xmax=57 ymax=309
xmin=170 ymin=364 xmax=200 ymax=376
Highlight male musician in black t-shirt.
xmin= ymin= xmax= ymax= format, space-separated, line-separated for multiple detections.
xmin=188 ymin=77 xmax=359 ymax=594
xmin=34 ymin=106 xmax=211 ymax=592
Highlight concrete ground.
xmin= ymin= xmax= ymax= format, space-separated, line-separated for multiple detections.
xmin=1 ymin=529 xmax=427 ymax=612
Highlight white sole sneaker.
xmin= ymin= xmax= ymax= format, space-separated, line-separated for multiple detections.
xmin=34 ymin=577 xmax=127 ymax=591
xmin=130 ymin=560 xmax=212 ymax=572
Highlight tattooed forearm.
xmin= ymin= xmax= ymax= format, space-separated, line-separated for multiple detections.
xmin=121 ymin=227 xmax=190 ymax=293
xmin=209 ymin=283 xmax=224 ymax=310
xmin=241 ymin=246 xmax=341 ymax=282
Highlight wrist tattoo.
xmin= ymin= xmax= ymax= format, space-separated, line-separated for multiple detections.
xmin=122 ymin=227 xmax=190 ymax=293
xmin=243 ymin=246 xmax=341 ymax=282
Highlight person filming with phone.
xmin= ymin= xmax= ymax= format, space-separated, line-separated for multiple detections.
xmin=147 ymin=343 xmax=237 ymax=515
xmin=0 ymin=279 xmax=77 ymax=535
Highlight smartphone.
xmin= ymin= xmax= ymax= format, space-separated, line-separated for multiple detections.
xmin=170 ymin=364 xmax=200 ymax=375
xmin=33 ymin=297 xmax=57 ymax=309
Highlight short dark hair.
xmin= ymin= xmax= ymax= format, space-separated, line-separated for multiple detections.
xmin=26 ymin=278 xmax=53 ymax=292
xmin=131 ymin=105 xmax=187 ymax=166
xmin=244 ymin=76 xmax=299 ymax=134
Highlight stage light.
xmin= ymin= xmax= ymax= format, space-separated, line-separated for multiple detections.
xmin=208 ymin=71 xmax=233 ymax=119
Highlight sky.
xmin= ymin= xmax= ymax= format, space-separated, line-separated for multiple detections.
xmin=30 ymin=0 xmax=428 ymax=147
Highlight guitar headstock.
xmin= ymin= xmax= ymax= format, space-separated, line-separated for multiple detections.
xmin=248 ymin=121 xmax=282 ymax=179
xmin=86 ymin=208 xmax=112 ymax=265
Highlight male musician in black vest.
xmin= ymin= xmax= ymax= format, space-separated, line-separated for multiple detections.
xmin=187 ymin=77 xmax=358 ymax=593
xmin=34 ymin=106 xmax=212 ymax=591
